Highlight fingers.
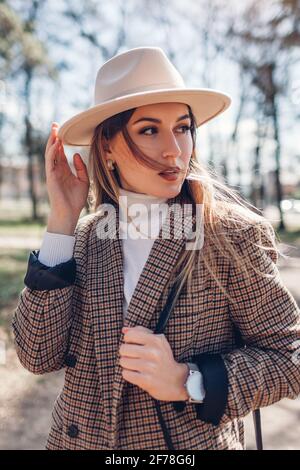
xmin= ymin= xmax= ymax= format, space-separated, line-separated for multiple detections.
xmin=57 ymin=140 xmax=69 ymax=165
xmin=119 ymin=343 xmax=145 ymax=359
xmin=45 ymin=138 xmax=60 ymax=173
xmin=50 ymin=123 xmax=59 ymax=145
xmin=45 ymin=126 xmax=61 ymax=174
xmin=46 ymin=125 xmax=66 ymax=171
xmin=73 ymin=153 xmax=89 ymax=184
xmin=50 ymin=139 xmax=70 ymax=171
xmin=119 ymin=356 xmax=143 ymax=372
xmin=123 ymin=330 xmax=149 ymax=346
xmin=46 ymin=122 xmax=60 ymax=155
xmin=122 ymin=326 xmax=154 ymax=345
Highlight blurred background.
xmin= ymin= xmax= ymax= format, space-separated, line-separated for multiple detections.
xmin=0 ymin=0 xmax=299 ymax=450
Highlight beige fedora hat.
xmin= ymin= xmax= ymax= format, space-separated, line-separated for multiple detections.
xmin=57 ymin=46 xmax=231 ymax=146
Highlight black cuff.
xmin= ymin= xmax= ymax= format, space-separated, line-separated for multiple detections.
xmin=171 ymin=400 xmax=186 ymax=412
xmin=24 ymin=249 xmax=76 ymax=291
xmin=191 ymin=353 xmax=229 ymax=426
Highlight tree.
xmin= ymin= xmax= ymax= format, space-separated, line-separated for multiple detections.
xmin=217 ymin=0 xmax=300 ymax=229
xmin=1 ymin=0 xmax=57 ymax=219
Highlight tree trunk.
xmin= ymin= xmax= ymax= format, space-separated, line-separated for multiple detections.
xmin=24 ymin=69 xmax=39 ymax=221
xmin=271 ymin=93 xmax=285 ymax=231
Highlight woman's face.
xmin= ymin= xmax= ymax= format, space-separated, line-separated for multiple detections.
xmin=104 ymin=102 xmax=193 ymax=198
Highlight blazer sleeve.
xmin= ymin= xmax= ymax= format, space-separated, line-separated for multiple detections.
xmin=11 ymin=225 xmax=81 ymax=375
xmin=191 ymin=221 xmax=300 ymax=426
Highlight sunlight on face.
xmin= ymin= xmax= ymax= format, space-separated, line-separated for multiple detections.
xmin=108 ymin=102 xmax=193 ymax=198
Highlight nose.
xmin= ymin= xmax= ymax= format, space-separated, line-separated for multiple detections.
xmin=161 ymin=133 xmax=182 ymax=160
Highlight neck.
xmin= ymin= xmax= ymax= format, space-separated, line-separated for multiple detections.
xmin=119 ymin=187 xmax=168 ymax=208
xmin=118 ymin=187 xmax=169 ymax=233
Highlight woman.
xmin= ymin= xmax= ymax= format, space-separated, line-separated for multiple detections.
xmin=12 ymin=47 xmax=300 ymax=450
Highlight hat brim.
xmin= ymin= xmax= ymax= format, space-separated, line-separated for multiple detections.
xmin=57 ymin=88 xmax=231 ymax=146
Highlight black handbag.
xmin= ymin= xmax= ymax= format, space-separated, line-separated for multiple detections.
xmin=152 ymin=278 xmax=263 ymax=450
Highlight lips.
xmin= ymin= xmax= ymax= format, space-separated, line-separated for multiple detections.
xmin=159 ymin=166 xmax=181 ymax=175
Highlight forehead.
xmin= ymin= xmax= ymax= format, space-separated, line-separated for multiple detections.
xmin=131 ymin=102 xmax=189 ymax=117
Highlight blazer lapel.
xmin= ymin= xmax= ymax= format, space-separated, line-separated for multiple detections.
xmin=86 ymin=192 xmax=197 ymax=446
xmin=87 ymin=202 xmax=124 ymax=423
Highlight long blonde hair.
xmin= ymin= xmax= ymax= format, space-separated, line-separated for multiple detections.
xmin=86 ymin=105 xmax=282 ymax=308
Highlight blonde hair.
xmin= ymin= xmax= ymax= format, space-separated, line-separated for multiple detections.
xmin=86 ymin=105 xmax=283 ymax=309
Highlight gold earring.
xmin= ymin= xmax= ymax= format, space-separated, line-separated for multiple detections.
xmin=107 ymin=159 xmax=115 ymax=170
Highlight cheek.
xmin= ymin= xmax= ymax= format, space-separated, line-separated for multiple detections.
xmin=182 ymin=136 xmax=193 ymax=154
xmin=182 ymin=152 xmax=192 ymax=166
xmin=174 ymin=134 xmax=193 ymax=161
xmin=181 ymin=142 xmax=193 ymax=166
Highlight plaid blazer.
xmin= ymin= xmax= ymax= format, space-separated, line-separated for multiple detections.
xmin=12 ymin=193 xmax=300 ymax=450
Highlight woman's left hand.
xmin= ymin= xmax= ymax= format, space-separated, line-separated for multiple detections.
xmin=119 ymin=325 xmax=188 ymax=401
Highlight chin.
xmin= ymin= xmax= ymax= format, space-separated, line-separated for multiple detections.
xmin=141 ymin=180 xmax=183 ymax=198
xmin=159 ymin=185 xmax=182 ymax=199
xmin=169 ymin=187 xmax=182 ymax=197
xmin=146 ymin=190 xmax=179 ymax=199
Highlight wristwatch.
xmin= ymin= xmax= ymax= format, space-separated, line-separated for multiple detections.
xmin=183 ymin=362 xmax=206 ymax=403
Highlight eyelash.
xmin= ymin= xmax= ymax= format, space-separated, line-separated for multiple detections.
xmin=138 ymin=125 xmax=192 ymax=136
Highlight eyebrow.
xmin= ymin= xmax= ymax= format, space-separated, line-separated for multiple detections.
xmin=132 ymin=114 xmax=191 ymax=125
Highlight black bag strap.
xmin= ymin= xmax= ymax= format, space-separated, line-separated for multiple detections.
xmin=154 ymin=279 xmax=179 ymax=334
xmin=153 ymin=278 xmax=181 ymax=450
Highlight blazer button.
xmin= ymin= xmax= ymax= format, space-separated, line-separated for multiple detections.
xmin=67 ymin=424 xmax=79 ymax=438
xmin=65 ymin=354 xmax=77 ymax=368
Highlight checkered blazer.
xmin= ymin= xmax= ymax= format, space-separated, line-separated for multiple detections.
xmin=12 ymin=193 xmax=300 ymax=450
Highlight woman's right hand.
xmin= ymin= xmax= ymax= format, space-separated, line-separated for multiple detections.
xmin=45 ymin=122 xmax=90 ymax=234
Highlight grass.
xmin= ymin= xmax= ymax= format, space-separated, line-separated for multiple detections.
xmin=0 ymin=217 xmax=54 ymax=337
xmin=0 ymin=217 xmax=46 ymax=226
xmin=0 ymin=218 xmax=47 ymax=238
xmin=0 ymin=248 xmax=29 ymax=335
xmin=276 ymin=228 xmax=300 ymax=245
xmin=0 ymin=249 xmax=29 ymax=306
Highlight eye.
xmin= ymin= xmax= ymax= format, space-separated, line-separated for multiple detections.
xmin=139 ymin=125 xmax=191 ymax=136
xmin=180 ymin=125 xmax=192 ymax=134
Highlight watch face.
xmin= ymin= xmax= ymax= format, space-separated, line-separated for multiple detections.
xmin=187 ymin=371 xmax=205 ymax=401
